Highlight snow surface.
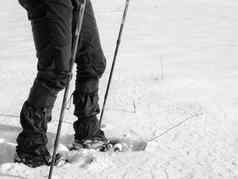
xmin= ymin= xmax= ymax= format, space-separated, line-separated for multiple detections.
xmin=0 ymin=0 xmax=238 ymax=178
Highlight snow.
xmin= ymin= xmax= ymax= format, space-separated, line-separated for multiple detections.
xmin=0 ymin=0 xmax=238 ymax=178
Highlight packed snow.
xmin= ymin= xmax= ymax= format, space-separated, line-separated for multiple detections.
xmin=0 ymin=0 xmax=238 ymax=178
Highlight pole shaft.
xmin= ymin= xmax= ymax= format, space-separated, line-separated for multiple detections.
xmin=48 ymin=1 xmax=86 ymax=179
xmin=99 ymin=0 xmax=130 ymax=127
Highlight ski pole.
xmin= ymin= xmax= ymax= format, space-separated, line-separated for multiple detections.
xmin=99 ymin=0 xmax=130 ymax=127
xmin=48 ymin=1 xmax=86 ymax=179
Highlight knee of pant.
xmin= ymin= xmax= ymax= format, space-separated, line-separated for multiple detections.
xmin=76 ymin=53 xmax=106 ymax=79
xmin=90 ymin=49 xmax=106 ymax=78
xmin=96 ymin=55 xmax=106 ymax=78
xmin=18 ymin=0 xmax=46 ymax=20
xmin=37 ymin=70 xmax=70 ymax=91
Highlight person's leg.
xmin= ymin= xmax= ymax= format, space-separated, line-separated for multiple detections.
xmin=73 ymin=0 xmax=107 ymax=143
xmin=16 ymin=0 xmax=73 ymax=167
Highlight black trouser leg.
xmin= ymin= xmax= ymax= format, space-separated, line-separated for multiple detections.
xmin=73 ymin=0 xmax=106 ymax=141
xmin=16 ymin=0 xmax=73 ymax=162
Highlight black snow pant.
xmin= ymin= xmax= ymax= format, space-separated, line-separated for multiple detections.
xmin=16 ymin=0 xmax=106 ymax=159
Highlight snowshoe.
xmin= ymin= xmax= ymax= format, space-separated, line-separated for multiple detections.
xmin=49 ymin=138 xmax=148 ymax=167
xmin=69 ymin=139 xmax=112 ymax=152
xmin=69 ymin=138 xmax=147 ymax=152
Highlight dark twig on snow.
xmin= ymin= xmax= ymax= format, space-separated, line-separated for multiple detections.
xmin=132 ymin=100 xmax=137 ymax=113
